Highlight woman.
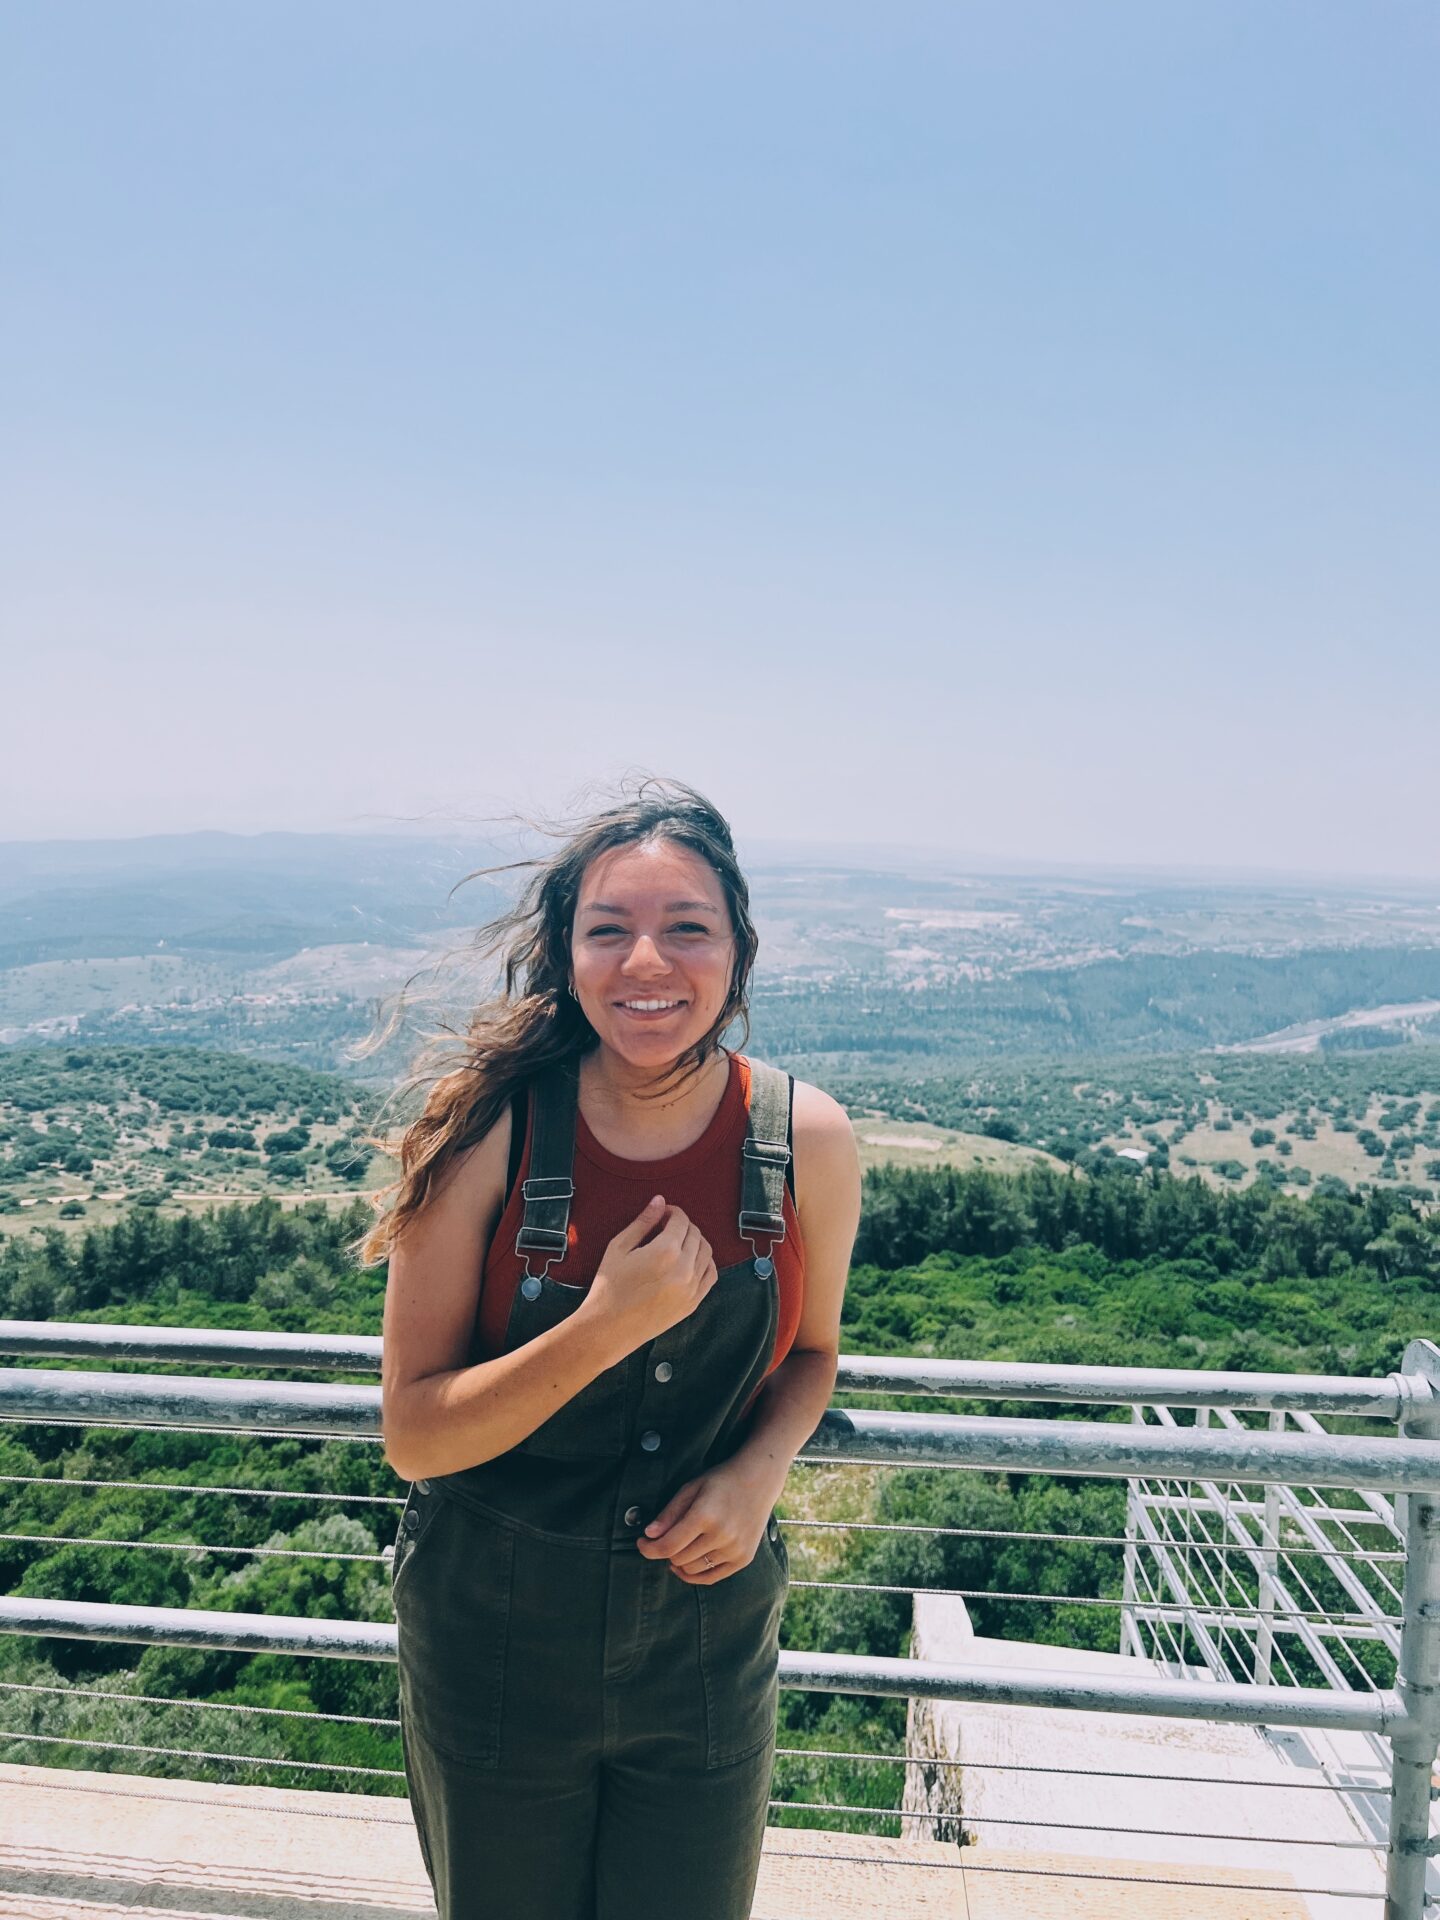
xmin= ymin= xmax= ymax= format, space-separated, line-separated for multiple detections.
xmin=368 ymin=779 xmax=862 ymax=1920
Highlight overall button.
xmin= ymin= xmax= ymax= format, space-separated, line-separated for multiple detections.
xmin=404 ymin=1508 xmax=420 ymax=1531
xmin=520 ymin=1275 xmax=543 ymax=1301
xmin=416 ymin=1479 xmax=431 ymax=1495
xmin=640 ymin=1430 xmax=662 ymax=1452
xmin=624 ymin=1505 xmax=643 ymax=1527
xmin=653 ymin=1361 xmax=673 ymax=1383
xmin=768 ymin=1518 xmax=780 ymax=1541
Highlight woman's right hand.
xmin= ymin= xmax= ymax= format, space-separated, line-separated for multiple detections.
xmin=579 ymin=1196 xmax=718 ymax=1350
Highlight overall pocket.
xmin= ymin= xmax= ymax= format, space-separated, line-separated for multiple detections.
xmin=696 ymin=1514 xmax=788 ymax=1768
xmin=395 ymin=1493 xmax=516 ymax=1770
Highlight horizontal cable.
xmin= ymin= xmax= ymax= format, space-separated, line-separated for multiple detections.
xmin=773 ymin=1745 xmax=1390 ymax=1793
xmin=1 ymin=1768 xmax=412 ymax=1823
xmin=1 ymin=1477 xmax=1403 ymax=1562
xmin=791 ymin=1576 xmax=1398 ymax=1624
xmin=0 ymin=1416 xmax=385 ymax=1442
xmin=767 ymin=1849 xmax=1381 ymax=1900
xmin=0 ymin=1471 xmax=402 ymax=1505
xmin=786 ymin=1517 xmax=1133 ymax=1548
xmin=0 ymin=1679 xmax=400 ymax=1729
xmin=769 ymin=1799 xmax=939 ymax=1823
xmin=0 ymin=1529 xmax=386 ymax=1564
xmin=873 ymin=1804 xmax=1387 ymax=1850
xmin=0 ymin=1727 xmax=405 ymax=1778
xmin=789 ymin=1515 xmax=1401 ymax=1561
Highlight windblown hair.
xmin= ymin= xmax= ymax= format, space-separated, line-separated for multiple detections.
xmin=356 ymin=776 xmax=758 ymax=1265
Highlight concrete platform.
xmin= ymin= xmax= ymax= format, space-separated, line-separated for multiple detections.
xmin=904 ymin=1598 xmax=1387 ymax=1920
xmin=0 ymin=1761 xmax=1328 ymax=1919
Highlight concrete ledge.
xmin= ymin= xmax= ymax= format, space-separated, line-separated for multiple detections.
xmin=0 ymin=1762 xmax=1317 ymax=1920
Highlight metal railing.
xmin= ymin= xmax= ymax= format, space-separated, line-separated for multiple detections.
xmin=0 ymin=1319 xmax=1438 ymax=1916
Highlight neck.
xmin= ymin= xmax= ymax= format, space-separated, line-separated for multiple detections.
xmin=580 ymin=1045 xmax=730 ymax=1131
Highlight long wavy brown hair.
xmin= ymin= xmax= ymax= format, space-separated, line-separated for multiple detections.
xmin=356 ymin=776 xmax=760 ymax=1265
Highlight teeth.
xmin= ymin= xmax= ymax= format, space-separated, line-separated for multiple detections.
xmin=622 ymin=1000 xmax=681 ymax=1011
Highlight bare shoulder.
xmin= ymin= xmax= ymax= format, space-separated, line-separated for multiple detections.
xmin=788 ymin=1076 xmax=861 ymax=1221
xmin=382 ymin=1090 xmax=514 ymax=1395
xmin=791 ymin=1077 xmax=858 ymax=1149
xmin=786 ymin=1077 xmax=861 ymax=1343
xmin=402 ymin=1078 xmax=512 ymax=1243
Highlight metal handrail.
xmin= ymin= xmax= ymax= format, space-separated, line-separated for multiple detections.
xmin=6 ymin=1364 xmax=1440 ymax=1493
xmin=0 ymin=1319 xmax=1423 ymax=1416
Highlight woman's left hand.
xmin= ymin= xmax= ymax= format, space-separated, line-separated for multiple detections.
xmin=634 ymin=1463 xmax=779 ymax=1584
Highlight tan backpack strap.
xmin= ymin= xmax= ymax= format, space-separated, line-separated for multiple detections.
xmin=739 ymin=1059 xmax=792 ymax=1275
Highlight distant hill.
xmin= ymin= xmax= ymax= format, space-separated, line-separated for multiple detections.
xmin=3 ymin=831 xmax=1440 ymax=1069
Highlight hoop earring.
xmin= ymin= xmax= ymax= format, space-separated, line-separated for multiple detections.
xmin=567 ymin=982 xmax=578 ymax=1000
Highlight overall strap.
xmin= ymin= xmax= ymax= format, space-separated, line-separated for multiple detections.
xmin=514 ymin=1060 xmax=579 ymax=1279
xmin=739 ymin=1059 xmax=793 ymax=1278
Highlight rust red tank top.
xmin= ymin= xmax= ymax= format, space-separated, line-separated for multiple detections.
xmin=476 ymin=1051 xmax=805 ymax=1379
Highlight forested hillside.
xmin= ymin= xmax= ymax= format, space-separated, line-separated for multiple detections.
xmin=0 ymin=1047 xmax=378 ymax=1231
xmin=752 ymin=946 xmax=1440 ymax=1060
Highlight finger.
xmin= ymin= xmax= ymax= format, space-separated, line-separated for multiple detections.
xmin=643 ymin=1480 xmax=701 ymax=1541
xmin=654 ymin=1204 xmax=691 ymax=1248
xmin=609 ymin=1195 xmax=667 ymax=1251
xmin=674 ymin=1554 xmax=720 ymax=1577
xmin=646 ymin=1511 xmax=708 ymax=1560
xmin=672 ymin=1558 xmax=733 ymax=1584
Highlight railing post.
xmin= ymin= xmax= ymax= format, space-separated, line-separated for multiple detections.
xmin=1252 ymin=1409 xmax=1284 ymax=1687
xmin=1121 ymin=1405 xmax=1142 ymax=1657
xmin=1385 ymin=1340 xmax=1440 ymax=1920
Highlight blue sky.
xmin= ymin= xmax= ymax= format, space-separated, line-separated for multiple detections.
xmin=4 ymin=3 xmax=1437 ymax=875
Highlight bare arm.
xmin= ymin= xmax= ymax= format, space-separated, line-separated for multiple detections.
xmin=724 ymin=1079 xmax=861 ymax=1504
xmin=381 ymin=1100 xmax=717 ymax=1483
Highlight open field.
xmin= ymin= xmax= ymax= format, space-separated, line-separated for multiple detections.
xmin=830 ymin=1051 xmax=1440 ymax=1201
xmin=851 ymin=1115 xmax=1071 ymax=1179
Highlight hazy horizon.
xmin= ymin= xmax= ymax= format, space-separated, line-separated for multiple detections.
xmin=2 ymin=821 xmax=1439 ymax=893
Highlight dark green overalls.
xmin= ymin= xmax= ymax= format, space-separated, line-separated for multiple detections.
xmin=391 ymin=1058 xmax=794 ymax=1920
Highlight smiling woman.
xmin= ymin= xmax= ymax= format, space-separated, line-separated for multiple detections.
xmin=362 ymin=775 xmax=862 ymax=1920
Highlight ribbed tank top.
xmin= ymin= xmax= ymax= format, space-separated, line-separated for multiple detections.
xmin=474 ymin=1051 xmax=805 ymax=1379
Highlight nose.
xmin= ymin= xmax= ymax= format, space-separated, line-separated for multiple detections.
xmin=621 ymin=935 xmax=670 ymax=976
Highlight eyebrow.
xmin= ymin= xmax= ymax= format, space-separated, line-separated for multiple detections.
xmin=583 ymin=901 xmax=719 ymax=914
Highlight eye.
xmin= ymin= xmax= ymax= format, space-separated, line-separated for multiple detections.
xmin=586 ymin=925 xmax=624 ymax=937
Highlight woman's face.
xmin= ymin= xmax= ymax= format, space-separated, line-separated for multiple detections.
xmin=569 ymin=840 xmax=737 ymax=1069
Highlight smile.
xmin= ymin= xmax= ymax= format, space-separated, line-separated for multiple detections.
xmin=616 ymin=999 xmax=686 ymax=1014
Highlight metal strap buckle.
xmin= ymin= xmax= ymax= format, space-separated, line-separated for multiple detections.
xmin=742 ymin=1140 xmax=791 ymax=1168
xmin=516 ymin=1176 xmax=573 ymax=1281
xmin=521 ymin=1177 xmax=575 ymax=1201
xmin=515 ymin=1227 xmax=568 ymax=1280
xmin=516 ymin=1225 xmax=569 ymax=1253
xmin=738 ymin=1208 xmax=786 ymax=1246
xmin=738 ymin=1208 xmax=784 ymax=1280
